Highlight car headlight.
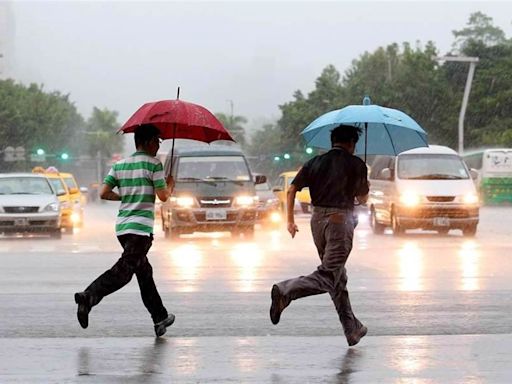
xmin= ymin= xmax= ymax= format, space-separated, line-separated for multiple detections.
xmin=172 ymin=196 xmax=195 ymax=208
xmin=399 ymin=191 xmax=420 ymax=207
xmin=44 ymin=202 xmax=60 ymax=212
xmin=265 ymin=198 xmax=279 ymax=206
xmin=235 ymin=195 xmax=258 ymax=206
xmin=462 ymin=193 xmax=479 ymax=205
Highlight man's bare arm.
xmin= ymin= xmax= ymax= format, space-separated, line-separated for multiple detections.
xmin=287 ymin=184 xmax=299 ymax=238
xmin=100 ymin=184 xmax=121 ymax=201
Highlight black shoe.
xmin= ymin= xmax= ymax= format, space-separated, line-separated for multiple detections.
xmin=270 ymin=285 xmax=289 ymax=325
xmin=154 ymin=314 xmax=176 ymax=337
xmin=74 ymin=292 xmax=91 ymax=329
xmin=346 ymin=325 xmax=368 ymax=347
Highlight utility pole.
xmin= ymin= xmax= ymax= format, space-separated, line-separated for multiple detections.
xmin=433 ymin=56 xmax=479 ymax=154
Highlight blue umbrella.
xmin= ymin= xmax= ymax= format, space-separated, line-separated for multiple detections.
xmin=301 ymin=97 xmax=428 ymax=160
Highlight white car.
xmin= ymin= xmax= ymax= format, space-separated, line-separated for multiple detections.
xmin=368 ymin=145 xmax=480 ymax=237
xmin=0 ymin=173 xmax=61 ymax=238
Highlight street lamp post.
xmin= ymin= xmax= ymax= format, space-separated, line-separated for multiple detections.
xmin=433 ymin=56 xmax=479 ymax=154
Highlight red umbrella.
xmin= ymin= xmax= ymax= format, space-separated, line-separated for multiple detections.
xmin=119 ymin=99 xmax=234 ymax=143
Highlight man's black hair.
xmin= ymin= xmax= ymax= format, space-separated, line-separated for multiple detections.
xmin=330 ymin=124 xmax=362 ymax=145
xmin=134 ymin=124 xmax=161 ymax=148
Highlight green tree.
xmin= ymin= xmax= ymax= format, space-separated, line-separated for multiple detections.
xmin=85 ymin=107 xmax=123 ymax=159
xmin=0 ymin=80 xmax=85 ymax=170
xmin=452 ymin=11 xmax=507 ymax=53
xmin=215 ymin=112 xmax=248 ymax=147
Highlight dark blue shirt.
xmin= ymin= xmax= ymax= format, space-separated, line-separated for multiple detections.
xmin=292 ymin=147 xmax=369 ymax=209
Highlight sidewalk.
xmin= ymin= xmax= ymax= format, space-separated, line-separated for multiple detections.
xmin=1 ymin=334 xmax=511 ymax=383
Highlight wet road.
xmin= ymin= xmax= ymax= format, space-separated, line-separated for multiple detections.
xmin=1 ymin=204 xmax=512 ymax=382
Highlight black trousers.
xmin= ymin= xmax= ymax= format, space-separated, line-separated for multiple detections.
xmin=85 ymin=234 xmax=168 ymax=324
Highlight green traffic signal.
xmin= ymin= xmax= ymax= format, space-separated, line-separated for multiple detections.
xmin=60 ymin=153 xmax=69 ymax=160
xmin=273 ymin=156 xmax=281 ymax=162
xmin=36 ymin=148 xmax=45 ymax=156
xmin=306 ymin=147 xmax=313 ymax=154
xmin=283 ymin=153 xmax=291 ymax=160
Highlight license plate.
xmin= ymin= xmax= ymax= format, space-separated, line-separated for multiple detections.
xmin=206 ymin=209 xmax=227 ymax=221
xmin=433 ymin=217 xmax=450 ymax=227
xmin=14 ymin=218 xmax=29 ymax=226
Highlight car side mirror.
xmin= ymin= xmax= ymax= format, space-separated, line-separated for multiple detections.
xmin=80 ymin=187 xmax=88 ymax=194
xmin=255 ymin=175 xmax=267 ymax=185
xmin=272 ymin=186 xmax=283 ymax=193
xmin=380 ymin=168 xmax=393 ymax=180
xmin=57 ymin=189 xmax=66 ymax=196
xmin=470 ymin=169 xmax=479 ymax=180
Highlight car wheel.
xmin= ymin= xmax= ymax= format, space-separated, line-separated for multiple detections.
xmin=463 ymin=224 xmax=477 ymax=237
xmin=370 ymin=209 xmax=385 ymax=234
xmin=391 ymin=212 xmax=404 ymax=236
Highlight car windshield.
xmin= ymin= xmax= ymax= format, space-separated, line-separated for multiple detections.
xmin=255 ymin=182 xmax=271 ymax=191
xmin=63 ymin=176 xmax=78 ymax=191
xmin=0 ymin=177 xmax=53 ymax=195
xmin=48 ymin=178 xmax=66 ymax=193
xmin=398 ymin=154 xmax=470 ymax=180
xmin=177 ymin=156 xmax=251 ymax=181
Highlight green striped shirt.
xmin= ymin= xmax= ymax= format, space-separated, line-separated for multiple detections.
xmin=104 ymin=151 xmax=167 ymax=236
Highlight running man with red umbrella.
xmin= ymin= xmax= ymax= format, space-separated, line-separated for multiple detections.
xmin=74 ymin=95 xmax=234 ymax=336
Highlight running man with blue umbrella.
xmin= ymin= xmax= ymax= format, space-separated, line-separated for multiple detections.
xmin=270 ymin=97 xmax=428 ymax=347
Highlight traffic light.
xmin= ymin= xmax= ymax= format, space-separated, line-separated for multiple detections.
xmin=36 ymin=148 xmax=45 ymax=156
xmin=283 ymin=153 xmax=291 ymax=160
xmin=273 ymin=156 xmax=281 ymax=162
xmin=305 ymin=147 xmax=313 ymax=155
xmin=60 ymin=152 xmax=69 ymax=160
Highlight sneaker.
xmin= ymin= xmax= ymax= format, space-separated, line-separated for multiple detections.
xmin=154 ymin=314 xmax=176 ymax=337
xmin=270 ymin=285 xmax=289 ymax=325
xmin=346 ymin=325 xmax=368 ymax=347
xmin=74 ymin=292 xmax=91 ymax=329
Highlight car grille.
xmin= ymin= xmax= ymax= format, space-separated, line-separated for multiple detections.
xmin=426 ymin=196 xmax=455 ymax=202
xmin=198 ymin=197 xmax=232 ymax=208
xmin=3 ymin=206 xmax=39 ymax=213
xmin=415 ymin=207 xmax=478 ymax=219
xmin=194 ymin=212 xmax=238 ymax=222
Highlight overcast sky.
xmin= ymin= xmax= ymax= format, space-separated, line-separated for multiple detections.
xmin=5 ymin=1 xmax=512 ymax=133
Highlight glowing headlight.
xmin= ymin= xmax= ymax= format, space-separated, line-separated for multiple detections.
xmin=236 ymin=195 xmax=258 ymax=206
xmin=400 ymin=191 xmax=420 ymax=207
xmin=463 ymin=193 xmax=479 ymax=205
xmin=270 ymin=211 xmax=282 ymax=223
xmin=44 ymin=202 xmax=60 ymax=212
xmin=175 ymin=196 xmax=195 ymax=208
xmin=71 ymin=212 xmax=81 ymax=223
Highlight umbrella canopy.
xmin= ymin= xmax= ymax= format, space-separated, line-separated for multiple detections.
xmin=119 ymin=99 xmax=235 ymax=143
xmin=301 ymin=98 xmax=428 ymax=158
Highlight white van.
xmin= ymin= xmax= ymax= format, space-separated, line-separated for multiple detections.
xmin=368 ymin=145 xmax=480 ymax=237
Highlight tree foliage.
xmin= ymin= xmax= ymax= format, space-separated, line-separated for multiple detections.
xmin=85 ymin=107 xmax=123 ymax=158
xmin=248 ymin=11 xmax=512 ymax=175
xmin=215 ymin=112 xmax=248 ymax=147
xmin=0 ymin=80 xmax=84 ymax=157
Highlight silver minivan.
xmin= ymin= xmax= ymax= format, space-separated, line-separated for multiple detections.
xmin=368 ymin=145 xmax=480 ymax=237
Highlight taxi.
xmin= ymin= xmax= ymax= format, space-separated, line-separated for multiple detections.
xmin=272 ymin=171 xmax=312 ymax=213
xmin=33 ymin=167 xmax=73 ymax=232
xmin=60 ymin=172 xmax=84 ymax=227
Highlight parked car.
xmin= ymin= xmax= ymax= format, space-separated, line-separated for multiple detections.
xmin=272 ymin=171 xmax=311 ymax=213
xmin=368 ymin=145 xmax=480 ymax=236
xmin=161 ymin=145 xmax=266 ymax=239
xmin=0 ymin=173 xmax=61 ymax=238
xmin=38 ymin=169 xmax=74 ymax=233
xmin=253 ymin=174 xmax=281 ymax=227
